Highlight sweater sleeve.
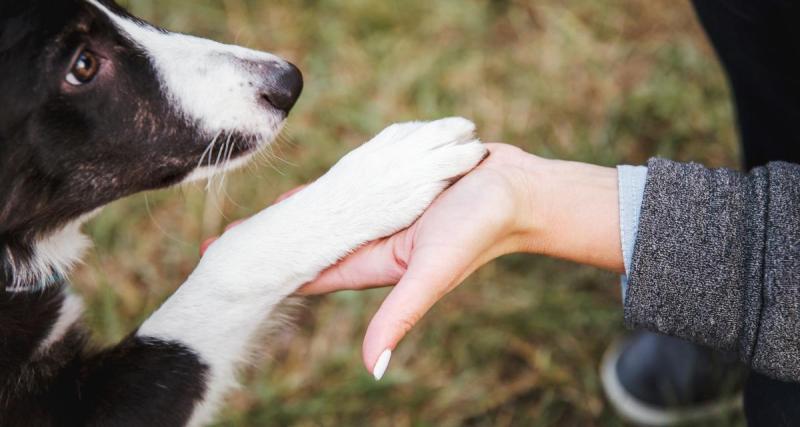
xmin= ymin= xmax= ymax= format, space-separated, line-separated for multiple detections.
xmin=624 ymin=158 xmax=800 ymax=382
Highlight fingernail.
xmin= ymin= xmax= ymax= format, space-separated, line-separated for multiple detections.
xmin=373 ymin=349 xmax=392 ymax=381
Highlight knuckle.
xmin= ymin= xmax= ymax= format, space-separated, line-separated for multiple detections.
xmin=398 ymin=313 xmax=420 ymax=334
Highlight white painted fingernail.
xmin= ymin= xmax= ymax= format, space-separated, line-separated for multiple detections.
xmin=373 ymin=349 xmax=392 ymax=381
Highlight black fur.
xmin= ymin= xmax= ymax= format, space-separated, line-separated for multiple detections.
xmin=0 ymin=0 xmax=301 ymax=424
xmin=0 ymin=284 xmax=210 ymax=426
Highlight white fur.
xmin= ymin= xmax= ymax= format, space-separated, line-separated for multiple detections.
xmin=37 ymin=293 xmax=84 ymax=354
xmin=137 ymin=118 xmax=486 ymax=426
xmin=6 ymin=210 xmax=99 ymax=292
xmin=31 ymin=222 xmax=90 ymax=278
xmin=86 ymin=0 xmax=287 ymax=140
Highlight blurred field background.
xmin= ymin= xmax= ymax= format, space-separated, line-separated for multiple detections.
xmin=75 ymin=0 xmax=741 ymax=425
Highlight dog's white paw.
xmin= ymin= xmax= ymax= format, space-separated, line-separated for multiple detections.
xmin=200 ymin=117 xmax=485 ymax=290
xmin=307 ymin=117 xmax=487 ymax=243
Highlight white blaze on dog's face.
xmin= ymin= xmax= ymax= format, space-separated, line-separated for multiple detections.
xmin=87 ymin=0 xmax=303 ymax=183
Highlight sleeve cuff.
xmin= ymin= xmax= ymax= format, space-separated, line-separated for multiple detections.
xmin=617 ymin=165 xmax=648 ymax=298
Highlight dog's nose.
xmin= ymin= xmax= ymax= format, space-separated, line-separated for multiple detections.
xmin=260 ymin=62 xmax=303 ymax=113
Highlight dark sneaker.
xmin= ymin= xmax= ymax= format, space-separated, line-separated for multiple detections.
xmin=600 ymin=331 xmax=743 ymax=425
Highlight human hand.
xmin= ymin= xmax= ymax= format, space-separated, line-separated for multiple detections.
xmin=299 ymin=143 xmax=624 ymax=379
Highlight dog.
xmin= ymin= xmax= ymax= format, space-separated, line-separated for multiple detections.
xmin=0 ymin=1 xmax=486 ymax=425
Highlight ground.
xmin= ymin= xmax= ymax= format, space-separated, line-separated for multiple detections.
xmin=76 ymin=0 xmax=742 ymax=425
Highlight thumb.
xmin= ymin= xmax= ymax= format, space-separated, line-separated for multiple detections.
xmin=362 ymin=246 xmax=473 ymax=380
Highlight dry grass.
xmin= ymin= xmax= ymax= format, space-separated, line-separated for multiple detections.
xmin=75 ymin=0 xmax=741 ymax=425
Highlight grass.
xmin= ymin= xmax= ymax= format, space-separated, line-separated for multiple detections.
xmin=74 ymin=0 xmax=742 ymax=425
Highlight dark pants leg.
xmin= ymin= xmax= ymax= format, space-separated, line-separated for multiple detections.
xmin=693 ymin=0 xmax=800 ymax=168
xmin=692 ymin=0 xmax=800 ymax=425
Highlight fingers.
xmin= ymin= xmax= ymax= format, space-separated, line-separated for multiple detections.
xmin=224 ymin=219 xmax=245 ymax=231
xmin=200 ymin=237 xmax=217 ymax=256
xmin=200 ymin=219 xmax=246 ymax=256
xmin=275 ymin=184 xmax=308 ymax=203
xmin=297 ymin=229 xmax=413 ymax=295
xmin=361 ymin=245 xmax=474 ymax=379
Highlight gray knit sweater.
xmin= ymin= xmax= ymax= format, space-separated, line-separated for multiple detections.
xmin=624 ymin=158 xmax=800 ymax=383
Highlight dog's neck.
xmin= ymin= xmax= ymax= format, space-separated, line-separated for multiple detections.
xmin=2 ymin=214 xmax=95 ymax=291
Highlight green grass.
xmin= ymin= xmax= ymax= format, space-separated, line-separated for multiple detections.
xmin=75 ymin=0 xmax=741 ymax=425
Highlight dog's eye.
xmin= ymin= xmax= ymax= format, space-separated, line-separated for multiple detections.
xmin=66 ymin=51 xmax=100 ymax=86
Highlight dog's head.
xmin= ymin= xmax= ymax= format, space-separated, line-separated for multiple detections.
xmin=0 ymin=0 xmax=302 ymax=287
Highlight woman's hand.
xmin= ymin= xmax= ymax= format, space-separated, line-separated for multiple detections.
xmin=300 ymin=143 xmax=624 ymax=378
xmin=203 ymin=143 xmax=624 ymax=379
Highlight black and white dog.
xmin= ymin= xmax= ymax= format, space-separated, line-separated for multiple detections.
xmin=0 ymin=0 xmax=486 ymax=425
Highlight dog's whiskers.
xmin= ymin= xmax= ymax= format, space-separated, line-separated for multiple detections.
xmin=197 ymin=131 xmax=222 ymax=171
xmin=255 ymin=143 xmax=285 ymax=176
xmin=219 ymin=141 xmax=245 ymax=210
xmin=144 ymin=194 xmax=191 ymax=247
xmin=205 ymin=133 xmax=231 ymax=191
xmin=217 ymin=137 xmax=236 ymax=193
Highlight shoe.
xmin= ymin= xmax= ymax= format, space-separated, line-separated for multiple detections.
xmin=600 ymin=331 xmax=743 ymax=426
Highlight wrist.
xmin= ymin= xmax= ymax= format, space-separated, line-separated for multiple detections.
xmin=515 ymin=156 xmax=624 ymax=272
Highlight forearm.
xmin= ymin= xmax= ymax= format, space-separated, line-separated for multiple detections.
xmin=513 ymin=155 xmax=625 ymax=273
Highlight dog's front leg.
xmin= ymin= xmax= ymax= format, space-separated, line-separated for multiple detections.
xmin=137 ymin=118 xmax=486 ymax=425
